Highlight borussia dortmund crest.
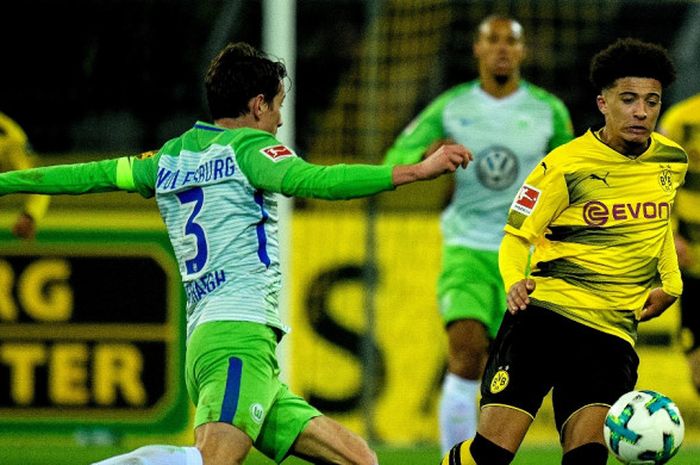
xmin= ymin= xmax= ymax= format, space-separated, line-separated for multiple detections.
xmin=658 ymin=165 xmax=673 ymax=192
xmin=490 ymin=369 xmax=510 ymax=394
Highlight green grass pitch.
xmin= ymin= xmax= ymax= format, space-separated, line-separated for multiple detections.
xmin=7 ymin=443 xmax=696 ymax=465
xmin=263 ymin=444 xmax=697 ymax=465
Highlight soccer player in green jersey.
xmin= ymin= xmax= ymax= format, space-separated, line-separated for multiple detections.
xmin=658 ymin=92 xmax=700 ymax=395
xmin=441 ymin=38 xmax=685 ymax=465
xmin=383 ymin=15 xmax=573 ymax=453
xmin=0 ymin=43 xmax=472 ymax=465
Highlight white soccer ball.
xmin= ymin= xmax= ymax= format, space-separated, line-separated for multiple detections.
xmin=604 ymin=390 xmax=684 ymax=465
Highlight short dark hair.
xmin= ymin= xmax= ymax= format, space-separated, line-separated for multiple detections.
xmin=205 ymin=42 xmax=287 ymax=120
xmin=589 ymin=38 xmax=676 ymax=92
xmin=474 ymin=15 xmax=524 ymax=43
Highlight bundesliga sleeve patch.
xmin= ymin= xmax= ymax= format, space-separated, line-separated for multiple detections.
xmin=260 ymin=144 xmax=296 ymax=162
xmin=511 ymin=184 xmax=541 ymax=215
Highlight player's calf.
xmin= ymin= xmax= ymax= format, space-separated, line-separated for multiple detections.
xmin=440 ymin=434 xmax=514 ymax=465
xmin=561 ymin=443 xmax=608 ymax=465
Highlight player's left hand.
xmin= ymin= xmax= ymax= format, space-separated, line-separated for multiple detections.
xmin=12 ymin=212 xmax=35 ymax=239
xmin=639 ymin=288 xmax=676 ymax=321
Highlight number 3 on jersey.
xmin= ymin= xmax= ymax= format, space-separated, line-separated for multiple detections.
xmin=176 ymin=187 xmax=209 ymax=275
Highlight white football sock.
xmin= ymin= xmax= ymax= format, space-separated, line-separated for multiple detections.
xmin=92 ymin=445 xmax=203 ymax=465
xmin=438 ymin=372 xmax=480 ymax=454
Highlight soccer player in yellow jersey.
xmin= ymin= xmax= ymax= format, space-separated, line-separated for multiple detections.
xmin=0 ymin=112 xmax=49 ymax=238
xmin=441 ymin=38 xmax=686 ymax=465
xmin=384 ymin=17 xmax=572 ymax=454
xmin=658 ymin=93 xmax=700 ymax=395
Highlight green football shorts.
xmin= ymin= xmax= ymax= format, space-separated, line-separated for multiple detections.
xmin=437 ymin=245 xmax=506 ymax=338
xmin=185 ymin=321 xmax=321 ymax=463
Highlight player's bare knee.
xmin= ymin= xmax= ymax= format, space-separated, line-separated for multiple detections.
xmin=199 ymin=447 xmax=244 ymax=465
xmin=195 ymin=423 xmax=251 ymax=465
xmin=449 ymin=364 xmax=483 ymax=380
xmin=339 ymin=434 xmax=377 ymax=465
xmin=350 ymin=443 xmax=378 ymax=465
xmin=448 ymin=350 xmax=489 ymax=379
xmin=336 ymin=434 xmax=376 ymax=465
xmin=447 ymin=322 xmax=490 ymax=378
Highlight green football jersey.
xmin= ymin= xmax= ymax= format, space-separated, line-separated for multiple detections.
xmin=505 ymin=130 xmax=687 ymax=344
xmin=0 ymin=122 xmax=396 ymax=339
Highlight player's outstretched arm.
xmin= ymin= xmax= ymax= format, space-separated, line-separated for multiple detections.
xmin=0 ymin=158 xmax=131 ymax=196
xmin=391 ymin=144 xmax=472 ymax=186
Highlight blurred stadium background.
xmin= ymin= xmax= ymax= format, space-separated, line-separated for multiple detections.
xmin=0 ymin=0 xmax=699 ymax=464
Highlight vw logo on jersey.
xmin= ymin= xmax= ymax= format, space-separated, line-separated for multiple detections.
xmin=475 ymin=146 xmax=519 ymax=191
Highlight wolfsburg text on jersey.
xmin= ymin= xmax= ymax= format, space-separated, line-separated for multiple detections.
xmin=157 ymin=154 xmax=236 ymax=191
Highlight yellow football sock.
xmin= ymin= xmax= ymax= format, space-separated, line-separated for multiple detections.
xmin=440 ymin=439 xmax=477 ymax=465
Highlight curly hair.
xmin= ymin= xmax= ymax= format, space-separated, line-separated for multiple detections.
xmin=205 ymin=42 xmax=287 ymax=120
xmin=589 ymin=38 xmax=676 ymax=91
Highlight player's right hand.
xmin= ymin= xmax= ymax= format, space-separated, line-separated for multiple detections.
xmin=506 ymin=278 xmax=535 ymax=314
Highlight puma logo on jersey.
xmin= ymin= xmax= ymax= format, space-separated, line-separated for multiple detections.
xmin=589 ymin=172 xmax=610 ymax=186
xmin=260 ymin=144 xmax=296 ymax=162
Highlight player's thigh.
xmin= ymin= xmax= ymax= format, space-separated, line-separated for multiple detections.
xmin=195 ymin=421 xmax=253 ymax=465
xmin=438 ymin=245 xmax=505 ymax=338
xmin=254 ymin=383 xmax=323 ymax=463
xmin=186 ymin=322 xmax=283 ymax=445
xmin=290 ymin=415 xmax=377 ymax=465
xmin=480 ymin=307 xmax=555 ymax=420
xmin=552 ymin=319 xmax=638 ymax=438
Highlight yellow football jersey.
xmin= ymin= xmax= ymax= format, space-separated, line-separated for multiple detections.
xmin=659 ymin=94 xmax=700 ymax=276
xmin=504 ymin=129 xmax=687 ymax=345
xmin=0 ymin=112 xmax=50 ymax=221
